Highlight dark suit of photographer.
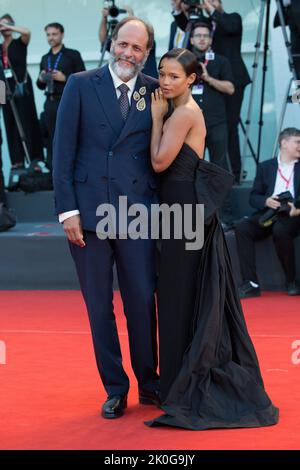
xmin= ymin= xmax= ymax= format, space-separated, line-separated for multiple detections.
xmin=0 ymin=128 xmax=6 ymax=206
xmin=173 ymin=1 xmax=251 ymax=183
xmin=235 ymin=129 xmax=300 ymax=298
xmin=37 ymin=23 xmax=85 ymax=170
xmin=191 ymin=22 xmax=235 ymax=225
xmin=274 ymin=0 xmax=300 ymax=80
xmin=190 ymin=23 xmax=234 ymax=170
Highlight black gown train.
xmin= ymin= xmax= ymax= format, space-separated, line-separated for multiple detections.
xmin=147 ymin=143 xmax=279 ymax=430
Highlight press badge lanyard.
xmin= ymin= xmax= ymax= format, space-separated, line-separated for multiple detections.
xmin=2 ymin=45 xmax=13 ymax=79
xmin=47 ymin=51 xmax=63 ymax=71
xmin=277 ymin=166 xmax=294 ymax=190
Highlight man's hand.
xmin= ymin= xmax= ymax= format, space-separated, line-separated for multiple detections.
xmin=199 ymin=0 xmax=215 ymax=15
xmin=288 ymin=202 xmax=300 ymax=217
xmin=52 ymin=70 xmax=66 ymax=82
xmin=0 ymin=21 xmax=14 ymax=32
xmin=265 ymin=197 xmax=281 ymax=210
xmin=63 ymin=215 xmax=86 ymax=248
xmin=172 ymin=0 xmax=183 ymax=12
xmin=200 ymin=62 xmax=211 ymax=83
xmin=102 ymin=7 xmax=109 ymax=19
xmin=39 ymin=70 xmax=47 ymax=83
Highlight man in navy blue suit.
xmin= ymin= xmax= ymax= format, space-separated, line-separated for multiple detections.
xmin=235 ymin=128 xmax=300 ymax=299
xmin=53 ymin=17 xmax=160 ymax=419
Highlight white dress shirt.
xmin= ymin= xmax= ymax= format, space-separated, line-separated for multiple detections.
xmin=59 ymin=65 xmax=138 ymax=224
xmin=272 ymin=154 xmax=297 ymax=199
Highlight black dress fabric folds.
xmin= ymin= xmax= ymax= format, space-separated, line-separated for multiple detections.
xmin=146 ymin=143 xmax=279 ymax=430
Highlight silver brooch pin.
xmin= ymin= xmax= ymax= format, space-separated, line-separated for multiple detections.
xmin=133 ymin=91 xmax=141 ymax=102
xmin=136 ymin=98 xmax=146 ymax=112
xmin=139 ymin=87 xmax=146 ymax=96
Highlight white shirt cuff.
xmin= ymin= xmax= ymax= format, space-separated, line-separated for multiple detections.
xmin=59 ymin=210 xmax=80 ymax=224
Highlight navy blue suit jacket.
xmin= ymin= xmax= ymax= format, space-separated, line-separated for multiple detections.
xmin=249 ymin=158 xmax=300 ymax=212
xmin=53 ymin=65 xmax=159 ymax=232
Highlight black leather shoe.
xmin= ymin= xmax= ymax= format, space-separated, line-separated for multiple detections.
xmin=101 ymin=395 xmax=127 ymax=419
xmin=139 ymin=389 xmax=161 ymax=407
xmin=287 ymin=281 xmax=300 ymax=296
xmin=239 ymin=281 xmax=261 ymax=299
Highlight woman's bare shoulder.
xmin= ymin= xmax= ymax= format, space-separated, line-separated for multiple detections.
xmin=171 ymin=103 xmax=196 ymax=122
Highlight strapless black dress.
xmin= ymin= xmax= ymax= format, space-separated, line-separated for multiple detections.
xmin=147 ymin=143 xmax=279 ymax=430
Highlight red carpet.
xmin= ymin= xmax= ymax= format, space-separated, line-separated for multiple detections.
xmin=0 ymin=291 xmax=299 ymax=450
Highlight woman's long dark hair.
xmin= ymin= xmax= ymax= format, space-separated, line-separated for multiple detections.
xmin=158 ymin=48 xmax=201 ymax=86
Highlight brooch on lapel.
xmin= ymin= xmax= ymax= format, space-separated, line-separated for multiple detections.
xmin=136 ymin=97 xmax=146 ymax=112
xmin=134 ymin=87 xmax=147 ymax=111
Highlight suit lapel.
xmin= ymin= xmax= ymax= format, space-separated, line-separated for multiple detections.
xmin=269 ymin=158 xmax=278 ymax=193
xmin=113 ymin=73 xmax=152 ymax=148
xmin=91 ymin=65 xmax=124 ymax=138
xmin=294 ymin=161 xmax=300 ymax=195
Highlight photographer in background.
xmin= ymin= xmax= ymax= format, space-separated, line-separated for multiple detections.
xmin=37 ymin=23 xmax=85 ymax=170
xmin=0 ymin=14 xmax=44 ymax=173
xmin=190 ymin=22 xmax=234 ymax=170
xmin=173 ymin=0 xmax=251 ymax=184
xmin=235 ymin=128 xmax=300 ymax=298
xmin=99 ymin=2 xmax=158 ymax=78
xmin=169 ymin=0 xmax=188 ymax=50
xmin=274 ymin=0 xmax=300 ymax=80
xmin=0 ymin=128 xmax=16 ymax=232
xmin=190 ymin=21 xmax=235 ymax=228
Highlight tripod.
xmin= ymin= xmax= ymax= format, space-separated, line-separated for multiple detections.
xmin=99 ymin=18 xmax=118 ymax=68
xmin=272 ymin=0 xmax=300 ymax=156
xmin=241 ymin=0 xmax=272 ymax=173
xmin=0 ymin=57 xmax=31 ymax=166
xmin=241 ymin=0 xmax=300 ymax=177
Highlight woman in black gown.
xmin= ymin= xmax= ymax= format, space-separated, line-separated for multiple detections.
xmin=0 ymin=14 xmax=43 ymax=169
xmin=147 ymin=48 xmax=279 ymax=430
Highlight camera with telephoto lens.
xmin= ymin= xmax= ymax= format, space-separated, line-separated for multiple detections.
xmin=259 ymin=191 xmax=295 ymax=227
xmin=103 ymin=0 xmax=126 ymax=18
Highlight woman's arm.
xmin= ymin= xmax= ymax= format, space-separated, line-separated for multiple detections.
xmin=151 ymin=89 xmax=194 ymax=173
